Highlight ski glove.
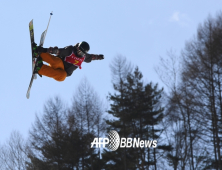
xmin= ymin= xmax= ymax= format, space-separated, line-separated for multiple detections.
xmin=47 ymin=46 xmax=60 ymax=55
xmin=91 ymin=54 xmax=104 ymax=60
xmin=98 ymin=55 xmax=104 ymax=60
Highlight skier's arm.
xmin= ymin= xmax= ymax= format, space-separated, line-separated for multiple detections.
xmin=37 ymin=46 xmax=60 ymax=55
xmin=46 ymin=46 xmax=73 ymax=57
xmin=84 ymin=54 xmax=104 ymax=63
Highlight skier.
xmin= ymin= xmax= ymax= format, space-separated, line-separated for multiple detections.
xmin=32 ymin=41 xmax=104 ymax=81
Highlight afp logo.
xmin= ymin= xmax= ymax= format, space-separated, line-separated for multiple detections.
xmin=107 ymin=130 xmax=120 ymax=151
xmin=91 ymin=130 xmax=157 ymax=151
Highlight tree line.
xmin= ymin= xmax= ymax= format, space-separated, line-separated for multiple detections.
xmin=1 ymin=12 xmax=222 ymax=170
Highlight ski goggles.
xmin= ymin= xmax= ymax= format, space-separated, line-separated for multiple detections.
xmin=77 ymin=49 xmax=86 ymax=57
xmin=78 ymin=45 xmax=88 ymax=54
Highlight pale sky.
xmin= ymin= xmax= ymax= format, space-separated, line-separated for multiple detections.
xmin=1 ymin=0 xmax=222 ymax=143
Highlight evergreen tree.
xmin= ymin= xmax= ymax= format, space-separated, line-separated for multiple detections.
xmin=102 ymin=56 xmax=135 ymax=170
xmin=103 ymin=64 xmax=170 ymax=169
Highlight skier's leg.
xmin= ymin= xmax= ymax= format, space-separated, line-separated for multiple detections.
xmin=40 ymin=53 xmax=64 ymax=69
xmin=36 ymin=53 xmax=67 ymax=81
xmin=38 ymin=65 xmax=67 ymax=81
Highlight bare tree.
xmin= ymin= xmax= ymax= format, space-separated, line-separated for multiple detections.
xmin=156 ymin=12 xmax=222 ymax=170
xmin=0 ymin=131 xmax=29 ymax=170
xmin=70 ymin=77 xmax=106 ymax=137
xmin=110 ymin=54 xmax=133 ymax=91
xmin=69 ymin=77 xmax=106 ymax=170
xmin=155 ymin=50 xmax=181 ymax=92
xmin=155 ymin=50 xmax=210 ymax=170
xmin=181 ymin=13 xmax=222 ymax=170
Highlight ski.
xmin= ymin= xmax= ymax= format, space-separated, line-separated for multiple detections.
xmin=39 ymin=12 xmax=53 ymax=47
xmin=26 ymin=12 xmax=53 ymax=99
xmin=29 ymin=20 xmax=37 ymax=80
xmin=26 ymin=28 xmax=45 ymax=99
xmin=39 ymin=30 xmax=46 ymax=47
xmin=26 ymin=71 xmax=36 ymax=99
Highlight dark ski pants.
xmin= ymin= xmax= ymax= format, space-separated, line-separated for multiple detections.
xmin=38 ymin=53 xmax=67 ymax=81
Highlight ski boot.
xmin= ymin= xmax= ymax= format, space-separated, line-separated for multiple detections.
xmin=33 ymin=56 xmax=43 ymax=77
xmin=32 ymin=42 xmax=44 ymax=58
xmin=32 ymin=42 xmax=39 ymax=57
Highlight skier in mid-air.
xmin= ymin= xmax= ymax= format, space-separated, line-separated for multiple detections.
xmin=32 ymin=41 xmax=104 ymax=81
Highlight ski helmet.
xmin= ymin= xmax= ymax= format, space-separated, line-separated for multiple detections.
xmin=78 ymin=41 xmax=90 ymax=54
